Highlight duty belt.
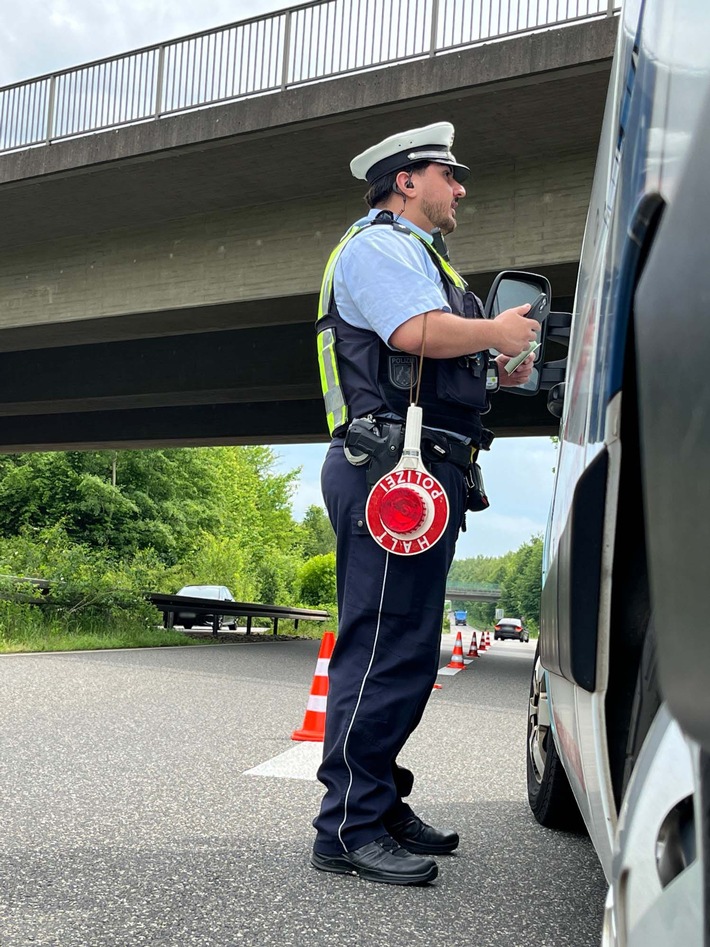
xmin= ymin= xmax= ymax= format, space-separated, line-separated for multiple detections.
xmin=341 ymin=415 xmax=493 ymax=490
xmin=421 ymin=429 xmax=477 ymax=470
xmin=372 ymin=418 xmax=493 ymax=470
xmin=379 ymin=419 xmax=494 ymax=464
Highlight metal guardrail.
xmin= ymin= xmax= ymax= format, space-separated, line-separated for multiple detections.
xmin=0 ymin=0 xmax=620 ymax=154
xmin=0 ymin=578 xmax=329 ymax=636
xmin=149 ymin=592 xmax=329 ymax=637
xmin=0 ymin=574 xmax=51 ymax=604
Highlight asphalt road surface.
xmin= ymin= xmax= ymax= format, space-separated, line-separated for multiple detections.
xmin=0 ymin=630 xmax=607 ymax=947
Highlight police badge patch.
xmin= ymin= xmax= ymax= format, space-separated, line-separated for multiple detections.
xmin=389 ymin=355 xmax=418 ymax=390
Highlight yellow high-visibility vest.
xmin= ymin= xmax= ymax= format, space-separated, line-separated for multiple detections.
xmin=315 ymin=221 xmax=467 ymax=436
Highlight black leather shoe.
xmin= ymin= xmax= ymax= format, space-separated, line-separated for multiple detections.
xmin=310 ymin=834 xmax=438 ymax=885
xmin=387 ymin=814 xmax=459 ymax=854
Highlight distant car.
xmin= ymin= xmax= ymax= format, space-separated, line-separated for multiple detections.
xmin=494 ymin=618 xmax=529 ymax=642
xmin=170 ymin=585 xmax=237 ymax=630
xmin=454 ymin=610 xmax=468 ymax=626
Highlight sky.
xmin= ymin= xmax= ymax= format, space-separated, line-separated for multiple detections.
xmin=0 ymin=0 xmax=560 ymax=560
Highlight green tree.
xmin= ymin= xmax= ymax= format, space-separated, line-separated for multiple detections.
xmin=0 ymin=445 xmax=314 ymax=609
xmin=497 ymin=535 xmax=543 ymax=629
xmin=0 ymin=450 xmax=221 ymax=563
xmin=299 ymin=505 xmax=335 ymax=559
xmin=198 ymin=446 xmax=301 ymax=602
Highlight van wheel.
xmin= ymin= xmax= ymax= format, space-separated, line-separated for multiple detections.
xmin=527 ymin=645 xmax=585 ymax=831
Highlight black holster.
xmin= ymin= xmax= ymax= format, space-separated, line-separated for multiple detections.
xmin=343 ymin=417 xmax=405 ymax=489
xmin=465 ymin=462 xmax=490 ymax=513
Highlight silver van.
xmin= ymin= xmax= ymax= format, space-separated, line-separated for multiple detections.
xmin=527 ymin=1 xmax=710 ymax=943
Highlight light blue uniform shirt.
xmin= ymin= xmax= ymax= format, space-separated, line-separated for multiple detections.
xmin=333 ymin=210 xmax=451 ymax=346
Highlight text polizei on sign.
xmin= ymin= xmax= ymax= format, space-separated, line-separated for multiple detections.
xmin=365 ymin=405 xmax=450 ymax=556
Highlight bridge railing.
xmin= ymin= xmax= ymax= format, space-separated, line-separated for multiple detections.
xmin=446 ymin=581 xmax=502 ymax=592
xmin=0 ymin=0 xmax=620 ymax=154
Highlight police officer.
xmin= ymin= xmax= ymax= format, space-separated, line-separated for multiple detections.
xmin=311 ymin=122 xmax=539 ymax=885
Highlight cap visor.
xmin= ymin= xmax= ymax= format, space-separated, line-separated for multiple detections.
xmin=428 ymin=158 xmax=470 ymax=183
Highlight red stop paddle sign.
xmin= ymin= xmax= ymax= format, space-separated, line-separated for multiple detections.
xmin=365 ymin=406 xmax=450 ymax=556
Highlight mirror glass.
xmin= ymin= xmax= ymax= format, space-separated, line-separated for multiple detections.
xmin=511 ymin=364 xmax=540 ymax=395
xmin=490 ymin=277 xmax=545 ymax=315
xmin=491 ymin=278 xmax=548 ymax=364
xmin=483 ymin=270 xmax=553 ymax=397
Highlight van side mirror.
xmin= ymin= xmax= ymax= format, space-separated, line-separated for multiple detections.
xmin=484 ymin=270 xmax=552 ymax=396
xmin=547 ymin=383 xmax=566 ymax=419
xmin=540 ymin=311 xmax=573 ymax=414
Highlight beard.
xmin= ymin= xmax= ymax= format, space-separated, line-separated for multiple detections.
xmin=421 ymin=197 xmax=457 ymax=234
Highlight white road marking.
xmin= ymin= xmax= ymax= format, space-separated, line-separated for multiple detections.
xmin=245 ymin=633 xmax=478 ymax=778
xmin=244 ymin=741 xmax=323 ymax=781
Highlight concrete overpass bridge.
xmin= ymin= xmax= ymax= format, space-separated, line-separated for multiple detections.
xmin=445 ymin=583 xmax=501 ymax=603
xmin=0 ymin=0 xmax=619 ymax=452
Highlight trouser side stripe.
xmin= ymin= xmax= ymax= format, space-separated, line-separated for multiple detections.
xmin=337 ymin=552 xmax=390 ymax=852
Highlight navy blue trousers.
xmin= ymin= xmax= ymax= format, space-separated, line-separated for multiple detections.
xmin=313 ymin=439 xmax=466 ymax=855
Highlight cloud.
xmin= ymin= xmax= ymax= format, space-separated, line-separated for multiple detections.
xmin=454 ymin=510 xmax=545 ymax=560
xmin=275 ymin=443 xmax=328 ymax=520
xmin=0 ymin=0 xmax=289 ymax=85
xmin=49 ymin=6 xmax=86 ymax=34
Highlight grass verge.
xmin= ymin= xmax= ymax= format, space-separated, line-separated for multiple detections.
xmin=0 ymin=601 xmax=339 ymax=653
xmin=0 ymin=601 xmax=199 ymax=654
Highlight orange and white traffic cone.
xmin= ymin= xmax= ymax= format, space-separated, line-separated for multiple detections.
xmin=467 ymin=631 xmax=479 ymax=658
xmin=485 ymin=630 xmax=492 ymax=649
xmin=291 ymin=630 xmax=335 ymax=742
xmin=446 ymin=630 xmax=466 ymax=670
xmin=478 ymin=630 xmax=488 ymax=652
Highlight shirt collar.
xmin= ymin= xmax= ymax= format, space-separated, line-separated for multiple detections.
xmin=362 ymin=208 xmax=434 ymax=244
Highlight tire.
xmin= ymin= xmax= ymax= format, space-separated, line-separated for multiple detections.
xmin=527 ymin=645 xmax=584 ymax=831
xmin=227 ymin=623 xmax=237 ymax=631
xmin=182 ymin=621 xmax=194 ymax=630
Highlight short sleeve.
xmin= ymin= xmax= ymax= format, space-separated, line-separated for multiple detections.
xmin=333 ymin=227 xmax=451 ymax=344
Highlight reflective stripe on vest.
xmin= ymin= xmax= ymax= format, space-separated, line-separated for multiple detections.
xmin=316 ymin=225 xmax=363 ymax=434
xmin=315 ymin=221 xmax=467 ymax=436
xmin=434 ymin=252 xmax=467 ymax=290
xmin=317 ymin=326 xmax=348 ymax=434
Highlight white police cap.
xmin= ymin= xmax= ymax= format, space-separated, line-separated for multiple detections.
xmin=350 ymin=121 xmax=470 ymax=185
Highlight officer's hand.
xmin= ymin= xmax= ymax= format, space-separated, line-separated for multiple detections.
xmin=491 ymin=305 xmax=540 ymax=356
xmin=496 ymin=352 xmax=535 ymax=386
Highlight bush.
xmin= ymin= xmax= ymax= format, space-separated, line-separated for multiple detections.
xmin=0 ymin=525 xmax=167 ymax=629
xmin=251 ymin=549 xmax=302 ymax=605
xmin=297 ymin=553 xmax=336 ymax=607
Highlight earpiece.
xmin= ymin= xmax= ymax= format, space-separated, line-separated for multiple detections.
xmin=405 ymin=178 xmax=414 ymax=189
